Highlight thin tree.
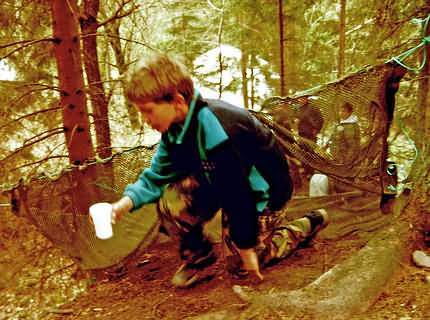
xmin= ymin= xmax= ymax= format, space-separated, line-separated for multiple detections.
xmin=338 ymin=0 xmax=346 ymax=77
xmin=239 ymin=12 xmax=249 ymax=109
xmin=81 ymin=0 xmax=112 ymax=159
xmin=417 ymin=15 xmax=430 ymax=154
xmin=105 ymin=11 xmax=141 ymax=131
xmin=278 ymin=0 xmax=286 ymax=96
xmin=216 ymin=0 xmax=225 ymax=99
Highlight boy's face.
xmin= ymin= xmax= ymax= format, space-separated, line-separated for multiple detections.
xmin=135 ymin=96 xmax=188 ymax=133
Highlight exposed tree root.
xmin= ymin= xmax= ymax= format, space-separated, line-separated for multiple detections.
xmin=190 ymin=222 xmax=408 ymax=320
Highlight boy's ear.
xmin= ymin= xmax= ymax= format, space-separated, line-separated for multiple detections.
xmin=174 ymin=92 xmax=186 ymax=105
xmin=173 ymin=92 xmax=189 ymax=115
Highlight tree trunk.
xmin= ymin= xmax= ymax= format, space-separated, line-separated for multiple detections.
xmin=81 ymin=0 xmax=112 ymax=159
xmin=52 ymin=0 xmax=99 ymax=220
xmin=283 ymin=2 xmax=305 ymax=93
xmin=106 ymin=21 xmax=141 ymax=131
xmin=217 ymin=2 xmax=225 ymax=99
xmin=410 ymin=11 xmax=430 ymax=211
xmin=191 ymin=222 xmax=408 ymax=320
xmin=52 ymin=0 xmax=94 ymax=165
xmin=239 ymin=9 xmax=249 ymax=110
xmin=250 ymin=54 xmax=256 ymax=110
xmin=416 ymin=16 xmax=430 ymax=154
xmin=278 ymin=0 xmax=286 ymax=96
xmin=240 ymin=52 xmax=249 ymax=109
xmin=368 ymin=1 xmax=394 ymax=65
xmin=338 ymin=0 xmax=346 ymax=78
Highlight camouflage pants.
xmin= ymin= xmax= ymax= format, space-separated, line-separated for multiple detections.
xmin=157 ymin=176 xmax=315 ymax=272
xmin=222 ymin=210 xmax=314 ymax=275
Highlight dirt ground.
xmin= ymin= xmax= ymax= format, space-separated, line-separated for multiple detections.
xmin=44 ymin=231 xmax=430 ymax=320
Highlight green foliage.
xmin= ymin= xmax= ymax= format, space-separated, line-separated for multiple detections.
xmin=0 ymin=0 xmax=55 ymax=82
xmin=0 ymin=0 xmax=428 ymax=186
xmin=0 ymin=0 xmax=65 ymax=187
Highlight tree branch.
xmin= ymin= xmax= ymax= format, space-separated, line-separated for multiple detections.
xmin=1 ymin=128 xmax=64 ymax=162
xmin=0 ymin=37 xmax=54 ymax=50
xmin=23 ymin=127 xmax=64 ymax=145
xmin=80 ymin=32 xmax=159 ymax=52
xmin=1 ymin=85 xmax=61 ymax=120
xmin=11 ymin=155 xmax=68 ymax=172
xmin=0 ymin=106 xmax=61 ymax=131
xmin=13 ymin=82 xmax=61 ymax=91
xmin=12 ymin=141 xmax=67 ymax=181
xmin=98 ymin=0 xmax=139 ymax=29
xmin=207 ymin=0 xmax=223 ymax=11
xmin=0 ymin=38 xmax=55 ymax=60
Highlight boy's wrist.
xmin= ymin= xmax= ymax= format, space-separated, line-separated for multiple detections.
xmin=118 ymin=196 xmax=134 ymax=212
xmin=112 ymin=196 xmax=134 ymax=224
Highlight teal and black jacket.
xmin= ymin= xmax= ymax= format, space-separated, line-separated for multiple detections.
xmin=124 ymin=91 xmax=292 ymax=249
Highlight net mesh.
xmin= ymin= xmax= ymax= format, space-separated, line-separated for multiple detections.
xmin=3 ymin=62 xmax=406 ymax=270
xmin=8 ymin=147 xmax=161 ymax=269
xmin=257 ymin=62 xmax=405 ymax=194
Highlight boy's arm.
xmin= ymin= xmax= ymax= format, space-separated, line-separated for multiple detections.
xmin=113 ymin=139 xmax=178 ymax=222
xmin=238 ymin=248 xmax=264 ymax=280
xmin=111 ymin=196 xmax=133 ymax=224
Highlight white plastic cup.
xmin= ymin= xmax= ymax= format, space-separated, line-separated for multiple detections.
xmin=309 ymin=173 xmax=329 ymax=197
xmin=89 ymin=202 xmax=113 ymax=239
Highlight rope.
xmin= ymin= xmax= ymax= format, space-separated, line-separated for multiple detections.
xmin=389 ymin=15 xmax=430 ymax=72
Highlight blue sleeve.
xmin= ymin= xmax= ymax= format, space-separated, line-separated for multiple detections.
xmin=123 ymin=139 xmax=178 ymax=210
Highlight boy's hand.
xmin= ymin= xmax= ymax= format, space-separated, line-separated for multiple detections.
xmin=238 ymin=248 xmax=264 ymax=281
xmin=111 ymin=196 xmax=134 ymax=224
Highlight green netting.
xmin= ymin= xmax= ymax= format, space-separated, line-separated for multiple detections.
xmin=257 ymin=62 xmax=405 ymax=194
xmin=3 ymin=62 xmax=406 ymax=270
xmin=8 ymin=147 xmax=160 ymax=269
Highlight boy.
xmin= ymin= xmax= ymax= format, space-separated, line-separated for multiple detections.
xmin=112 ymin=53 xmax=328 ymax=288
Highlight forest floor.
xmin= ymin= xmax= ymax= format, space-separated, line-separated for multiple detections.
xmin=46 ymin=228 xmax=430 ymax=319
xmin=1 ymin=202 xmax=429 ymax=320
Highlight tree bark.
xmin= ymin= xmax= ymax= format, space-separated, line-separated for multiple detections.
xmin=250 ymin=54 xmax=256 ymax=110
xmin=283 ymin=2 xmax=305 ymax=93
xmin=368 ymin=1 xmax=395 ymax=65
xmin=217 ymin=1 xmax=225 ymax=99
xmin=416 ymin=16 xmax=430 ymax=154
xmin=190 ymin=221 xmax=408 ymax=320
xmin=234 ymin=223 xmax=407 ymax=319
xmin=106 ymin=21 xmax=141 ymax=131
xmin=52 ymin=0 xmax=99 ymax=221
xmin=409 ymin=11 xmax=430 ymax=213
xmin=239 ymin=10 xmax=249 ymax=110
xmin=278 ymin=0 xmax=286 ymax=95
xmin=81 ymin=0 xmax=112 ymax=159
xmin=51 ymin=0 xmax=94 ymax=165
xmin=338 ymin=0 xmax=346 ymax=78
xmin=240 ymin=52 xmax=249 ymax=109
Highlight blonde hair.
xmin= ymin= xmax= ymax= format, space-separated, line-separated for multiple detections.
xmin=125 ymin=53 xmax=194 ymax=104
